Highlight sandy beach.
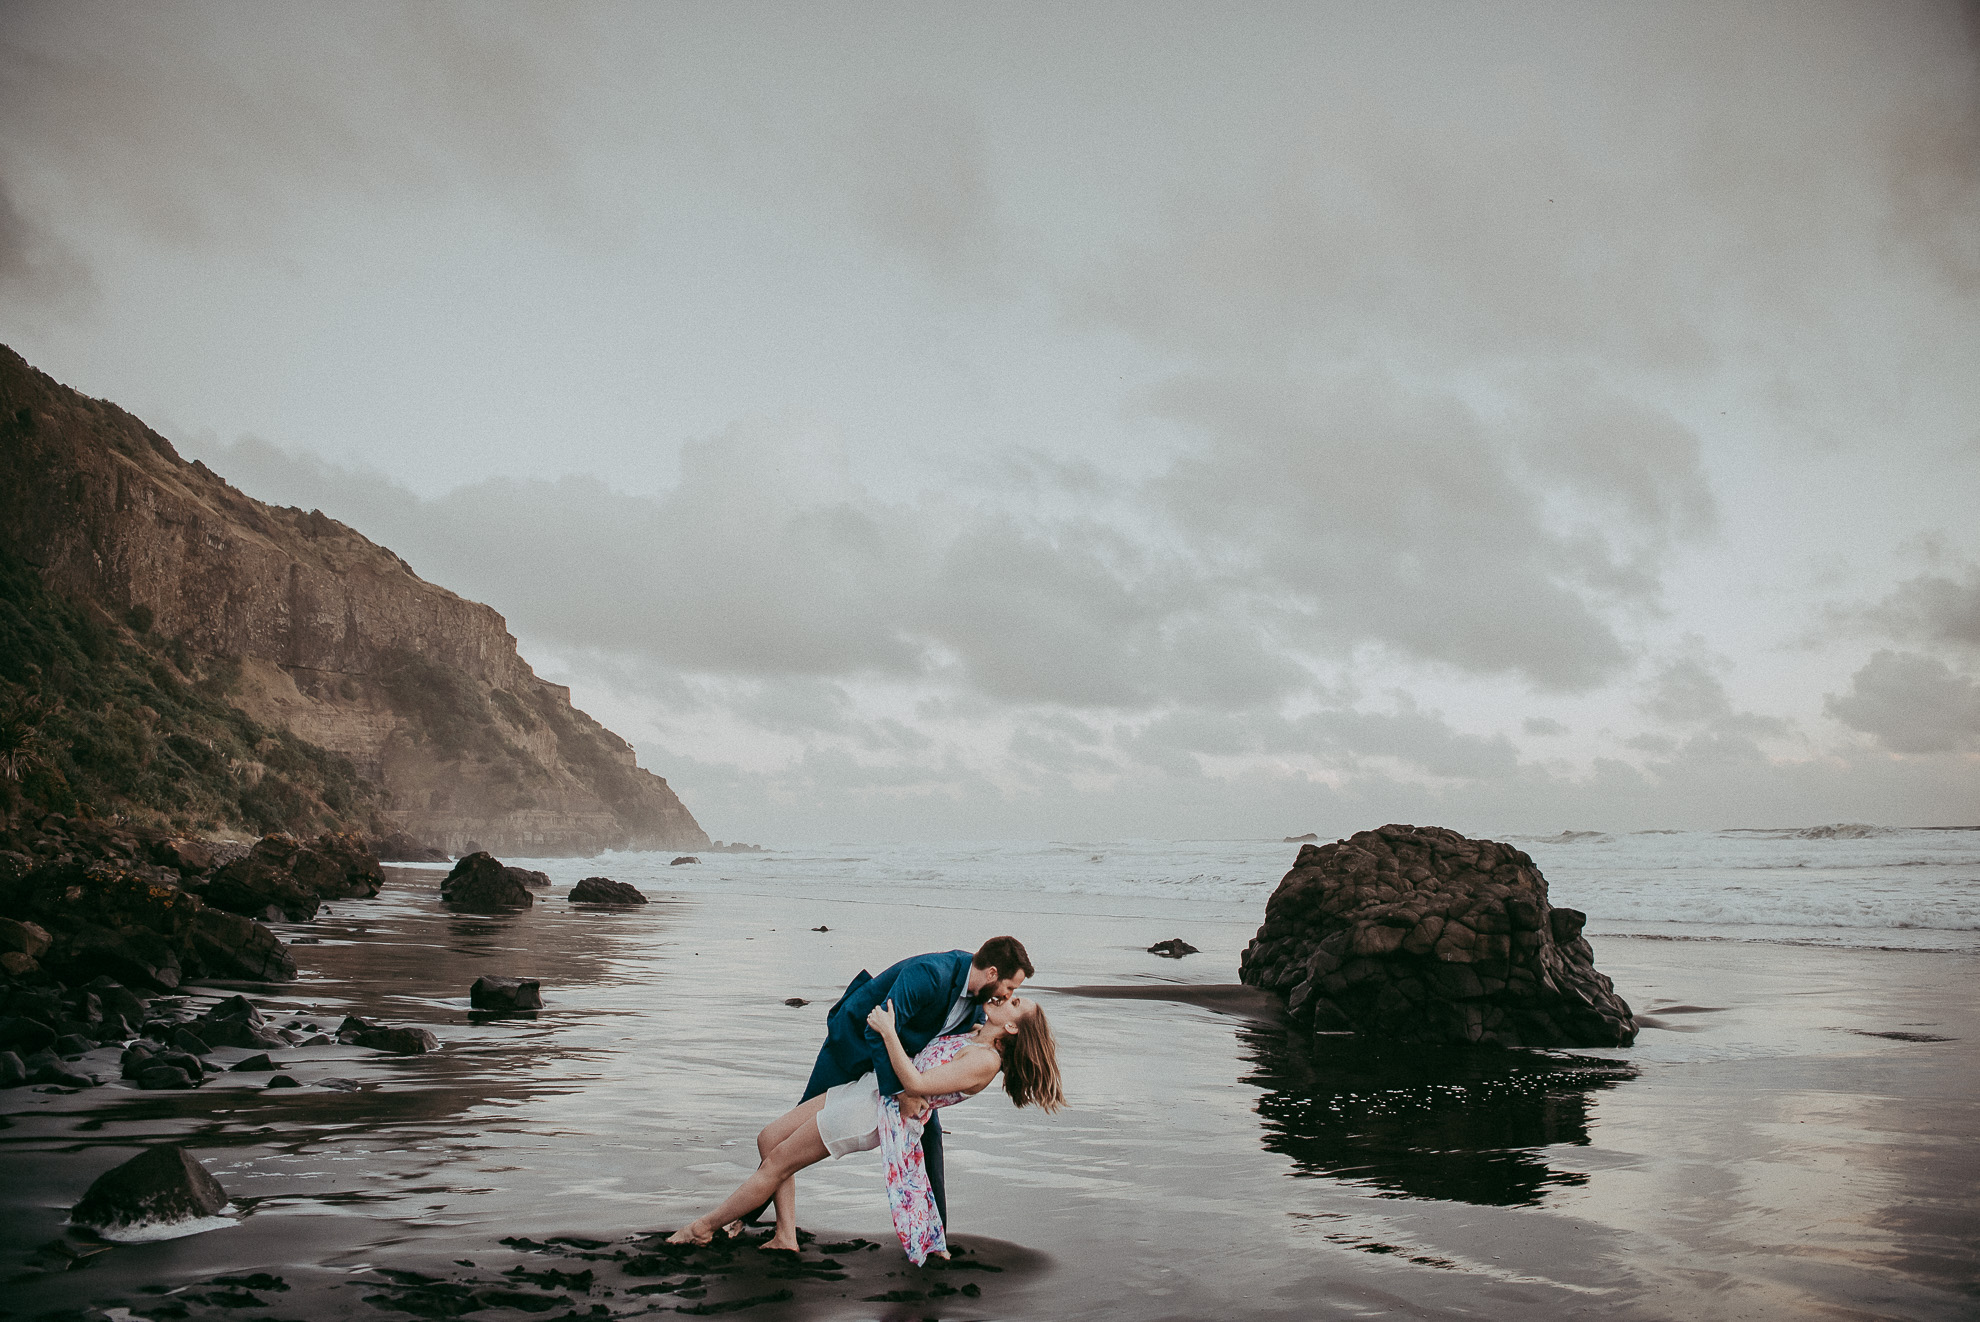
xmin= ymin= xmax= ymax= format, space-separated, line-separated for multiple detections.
xmin=4 ymin=860 xmax=1976 ymax=1321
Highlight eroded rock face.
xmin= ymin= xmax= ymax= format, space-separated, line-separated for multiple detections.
xmin=1239 ymin=825 xmax=1635 ymax=1049
xmin=0 ymin=344 xmax=711 ymax=857
xmin=439 ymin=853 xmax=535 ymax=911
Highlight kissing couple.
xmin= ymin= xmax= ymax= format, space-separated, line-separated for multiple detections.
xmin=669 ymin=935 xmax=1064 ymax=1264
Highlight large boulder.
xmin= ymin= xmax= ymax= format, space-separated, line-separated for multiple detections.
xmin=569 ymin=877 xmax=647 ymax=905
xmin=203 ymin=832 xmax=383 ymax=922
xmin=70 ymin=1146 xmax=229 ymax=1237
xmin=1239 ymin=825 xmax=1636 ymax=1049
xmin=439 ymin=853 xmax=536 ymax=911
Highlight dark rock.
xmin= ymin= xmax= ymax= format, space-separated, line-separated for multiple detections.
xmin=1284 ymin=833 xmax=1319 ymax=842
xmin=370 ymin=830 xmax=449 ymax=863
xmin=0 ymin=915 xmax=53 ymax=959
xmin=470 ymin=976 xmax=542 ymax=1011
xmin=0 ymin=950 xmax=37 ymax=976
xmin=54 ymin=1031 xmax=94 ymax=1056
xmin=153 ymin=1049 xmax=205 ymax=1080
xmin=193 ymin=995 xmax=286 ymax=1049
xmin=84 ymin=976 xmax=148 ymax=1028
xmin=670 ymin=856 xmax=700 ymax=866
xmin=0 ymin=1015 xmax=56 ymax=1054
xmin=784 ymin=997 xmax=809 ymax=1007
xmin=71 ymin=1146 xmax=228 ymax=1234
xmin=229 ymin=1053 xmax=275 ymax=1072
xmin=120 ymin=1042 xmax=158 ymax=1078
xmin=173 ymin=1027 xmax=211 ymax=1055
xmin=188 ymin=907 xmax=297 ymax=982
xmin=439 ymin=853 xmax=535 ymax=911
xmin=569 ymin=877 xmax=647 ymax=905
xmin=337 ymin=1016 xmax=439 ymax=1054
xmin=27 ymin=1051 xmax=94 ymax=1086
xmin=135 ymin=1064 xmax=196 ymax=1090
xmin=266 ymin=1074 xmax=300 ymax=1088
xmin=318 ymin=1076 xmax=361 ymax=1091
xmin=812 ymin=925 xmax=829 ymax=932
xmin=146 ymin=837 xmax=216 ymax=876
xmin=203 ymin=831 xmax=384 ymax=922
xmin=1147 ymin=938 xmax=1199 ymax=958
xmin=1239 ymin=824 xmax=1636 ymax=1050
xmin=0 ymin=1049 xmax=25 ymax=1086
xmin=509 ymin=867 xmax=552 ymax=890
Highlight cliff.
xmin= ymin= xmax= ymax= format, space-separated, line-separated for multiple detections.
xmin=0 ymin=346 xmax=708 ymax=855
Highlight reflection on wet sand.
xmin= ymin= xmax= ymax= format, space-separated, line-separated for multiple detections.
xmin=1239 ymin=1024 xmax=1637 ymax=1206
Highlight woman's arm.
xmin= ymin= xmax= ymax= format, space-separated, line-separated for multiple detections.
xmin=868 ymin=1001 xmax=998 ymax=1097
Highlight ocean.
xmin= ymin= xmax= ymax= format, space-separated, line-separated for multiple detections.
xmin=569 ymin=824 xmax=1980 ymax=954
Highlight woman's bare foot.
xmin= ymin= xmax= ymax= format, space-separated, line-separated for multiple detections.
xmin=760 ymin=1231 xmax=799 ymax=1253
xmin=667 ymin=1219 xmax=714 ymax=1246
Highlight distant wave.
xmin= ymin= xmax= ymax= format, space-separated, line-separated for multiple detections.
xmin=1723 ymin=824 xmax=1893 ymax=840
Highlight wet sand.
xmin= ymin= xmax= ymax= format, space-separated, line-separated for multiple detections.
xmin=3 ymin=866 xmax=1975 ymax=1320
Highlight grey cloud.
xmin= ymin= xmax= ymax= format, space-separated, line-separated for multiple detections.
xmin=1640 ymin=653 xmax=1793 ymax=742
xmin=844 ymin=92 xmax=1004 ymax=283
xmin=1126 ymin=696 xmax=1520 ymax=783
xmin=1641 ymin=657 xmax=1734 ymax=725
xmin=1825 ymin=649 xmax=1980 ymax=754
xmin=1149 ymin=372 xmax=1638 ymax=691
xmin=0 ymin=2 xmax=578 ymax=278
xmin=1860 ymin=565 xmax=1980 ymax=652
xmin=1523 ymin=717 xmax=1569 ymax=737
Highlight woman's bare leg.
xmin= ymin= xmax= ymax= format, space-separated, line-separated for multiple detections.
xmin=672 ymin=1097 xmax=829 ymax=1246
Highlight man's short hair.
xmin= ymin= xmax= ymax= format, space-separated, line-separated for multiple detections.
xmin=973 ymin=935 xmax=1033 ymax=980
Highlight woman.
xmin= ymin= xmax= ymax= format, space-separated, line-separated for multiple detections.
xmin=669 ymin=991 xmax=1063 ymax=1263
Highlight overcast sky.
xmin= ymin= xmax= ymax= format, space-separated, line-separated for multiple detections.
xmin=4 ymin=2 xmax=1977 ymax=841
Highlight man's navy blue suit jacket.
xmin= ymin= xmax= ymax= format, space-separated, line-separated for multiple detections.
xmin=801 ymin=949 xmax=982 ymax=1101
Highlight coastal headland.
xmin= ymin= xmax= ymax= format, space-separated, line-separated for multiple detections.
xmin=0 ymin=345 xmax=706 ymax=858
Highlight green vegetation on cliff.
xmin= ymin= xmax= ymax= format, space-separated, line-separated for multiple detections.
xmin=0 ymin=548 xmax=378 ymax=836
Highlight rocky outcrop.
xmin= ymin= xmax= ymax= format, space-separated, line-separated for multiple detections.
xmin=569 ymin=876 xmax=646 ymax=905
xmin=0 ymin=851 xmax=297 ymax=990
xmin=1239 ymin=825 xmax=1636 ymax=1049
xmin=201 ymin=832 xmax=382 ymax=922
xmin=0 ymin=345 xmax=708 ymax=856
xmin=439 ymin=853 xmax=535 ymax=911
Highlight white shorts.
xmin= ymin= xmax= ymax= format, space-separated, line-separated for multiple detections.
xmin=814 ymin=1077 xmax=883 ymax=1157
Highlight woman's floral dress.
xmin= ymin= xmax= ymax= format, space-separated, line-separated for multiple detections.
xmin=876 ymin=1034 xmax=978 ymax=1265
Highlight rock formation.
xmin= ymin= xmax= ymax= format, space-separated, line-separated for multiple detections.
xmin=70 ymin=1146 xmax=229 ymax=1236
xmin=569 ymin=876 xmax=646 ymax=904
xmin=439 ymin=852 xmax=536 ymax=911
xmin=1239 ymin=824 xmax=1635 ymax=1049
xmin=0 ymin=345 xmax=708 ymax=856
xmin=200 ymin=832 xmax=382 ymax=922
xmin=470 ymin=975 xmax=542 ymax=1011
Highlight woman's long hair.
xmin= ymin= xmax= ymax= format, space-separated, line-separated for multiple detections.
xmin=997 ymin=1003 xmax=1065 ymax=1112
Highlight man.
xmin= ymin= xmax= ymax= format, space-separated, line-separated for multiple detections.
xmin=795 ymin=935 xmax=1032 ymax=1229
